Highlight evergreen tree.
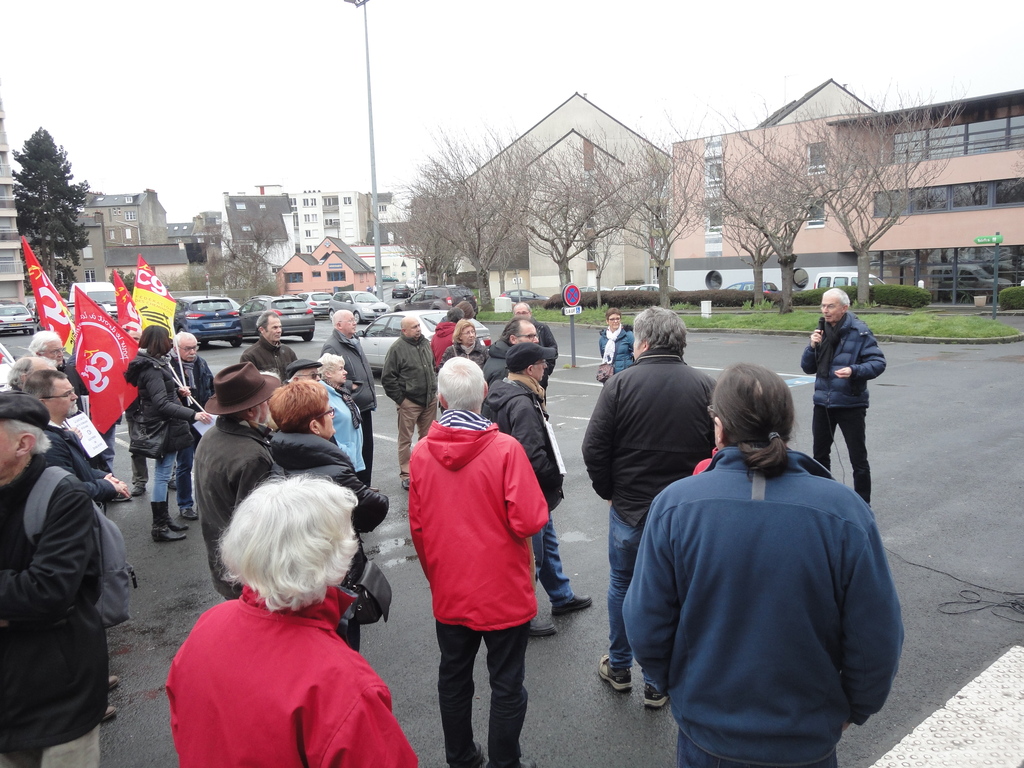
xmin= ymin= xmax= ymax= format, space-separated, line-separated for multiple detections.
xmin=13 ymin=128 xmax=89 ymax=288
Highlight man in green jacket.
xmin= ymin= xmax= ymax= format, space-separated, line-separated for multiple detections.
xmin=382 ymin=316 xmax=438 ymax=490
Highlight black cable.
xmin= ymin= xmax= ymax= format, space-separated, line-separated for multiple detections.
xmin=885 ymin=547 xmax=1024 ymax=624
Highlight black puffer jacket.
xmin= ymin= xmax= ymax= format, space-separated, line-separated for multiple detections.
xmin=270 ymin=431 xmax=389 ymax=580
xmin=124 ymin=350 xmax=196 ymax=455
xmin=484 ymin=379 xmax=563 ymax=512
xmin=0 ymin=455 xmax=108 ymax=752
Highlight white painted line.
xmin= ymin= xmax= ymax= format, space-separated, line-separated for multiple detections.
xmin=870 ymin=645 xmax=1024 ymax=768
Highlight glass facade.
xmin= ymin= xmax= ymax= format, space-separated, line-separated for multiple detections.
xmin=871 ymin=245 xmax=1023 ymax=303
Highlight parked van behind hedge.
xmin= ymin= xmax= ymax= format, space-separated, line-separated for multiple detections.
xmin=813 ymin=272 xmax=884 ymax=289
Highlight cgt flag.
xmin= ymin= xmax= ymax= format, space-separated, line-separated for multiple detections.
xmin=112 ymin=270 xmax=143 ymax=336
xmin=73 ymin=287 xmax=139 ymax=434
xmin=22 ymin=237 xmax=76 ymax=353
xmin=132 ymin=256 xmax=176 ymax=332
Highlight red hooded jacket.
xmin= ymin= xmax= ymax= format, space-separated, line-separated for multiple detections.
xmin=430 ymin=321 xmax=457 ymax=369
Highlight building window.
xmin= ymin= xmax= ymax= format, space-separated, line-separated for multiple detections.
xmin=289 ymin=197 xmax=297 ymax=209
xmin=303 ymin=197 xmax=318 ymax=207
xmin=951 ymin=183 xmax=989 ymax=209
xmin=84 ymin=269 xmax=96 ymax=281
xmin=910 ymin=187 xmax=949 ymax=213
xmin=324 ymin=218 xmax=340 ymax=226
xmin=343 ymin=196 xmax=353 ymax=206
xmin=285 ymin=272 xmax=303 ymax=284
xmin=895 ymin=116 xmax=1024 ymax=162
xmin=125 ymin=228 xmax=133 ymax=240
xmin=808 ymin=143 xmax=826 ymax=174
xmin=112 ymin=208 xmax=122 ymax=217
xmin=241 ymin=225 xmax=252 ymax=232
xmin=378 ymin=204 xmax=388 ymax=213
xmin=108 ymin=229 xmax=116 ymax=240
xmin=305 ymin=230 xmax=313 ymax=238
xmin=704 ymin=159 xmax=723 ymax=187
xmin=304 ymin=214 xmax=318 ymax=223
xmin=306 ymin=245 xmax=314 ymax=253
xmin=323 ymin=196 xmax=338 ymax=206
xmin=706 ymin=206 xmax=723 ymax=233
xmin=327 ymin=270 xmax=346 ymax=281
xmin=995 ymin=179 xmax=1024 ymax=206
xmin=125 ymin=210 xmax=137 ymax=221
xmin=312 ymin=270 xmax=321 ymax=277
xmin=235 ymin=202 xmax=246 ymax=210
xmin=83 ymin=246 xmax=93 ymax=260
xmin=806 ymin=200 xmax=826 ymax=228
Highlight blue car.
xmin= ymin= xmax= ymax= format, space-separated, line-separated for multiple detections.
xmin=173 ymin=296 xmax=243 ymax=347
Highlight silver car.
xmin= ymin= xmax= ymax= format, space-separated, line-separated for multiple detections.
xmin=358 ymin=310 xmax=491 ymax=372
xmin=327 ymin=291 xmax=390 ymax=324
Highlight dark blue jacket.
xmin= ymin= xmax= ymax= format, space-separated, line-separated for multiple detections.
xmin=42 ymin=424 xmax=118 ymax=503
xmin=800 ymin=311 xmax=885 ymax=409
xmin=599 ymin=328 xmax=634 ymax=374
xmin=624 ymin=448 xmax=903 ymax=765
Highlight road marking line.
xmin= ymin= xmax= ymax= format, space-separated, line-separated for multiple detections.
xmin=871 ymin=645 xmax=1024 ymax=768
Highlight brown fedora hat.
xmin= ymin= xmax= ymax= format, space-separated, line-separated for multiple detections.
xmin=205 ymin=362 xmax=280 ymax=415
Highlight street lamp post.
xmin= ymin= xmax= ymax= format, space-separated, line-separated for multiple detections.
xmin=344 ymin=0 xmax=383 ymax=299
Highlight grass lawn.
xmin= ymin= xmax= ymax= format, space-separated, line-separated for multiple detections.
xmin=478 ymin=307 xmax=1020 ymax=340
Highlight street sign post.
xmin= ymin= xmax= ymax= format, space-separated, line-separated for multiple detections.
xmin=973 ymin=233 xmax=1002 ymax=319
xmin=561 ymin=284 xmax=581 ymax=367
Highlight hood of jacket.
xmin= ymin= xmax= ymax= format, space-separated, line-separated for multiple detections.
xmin=433 ymin=322 xmax=456 ymax=344
xmin=270 ymin=430 xmax=349 ymax=472
xmin=488 ymin=339 xmax=510 ymax=360
xmin=124 ymin=350 xmax=167 ymax=386
xmin=483 ymin=378 xmax=534 ymax=414
xmin=424 ymin=421 xmax=500 ymax=471
xmin=707 ymin=445 xmax=834 ymax=480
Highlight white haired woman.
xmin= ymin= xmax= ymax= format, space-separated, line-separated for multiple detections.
xmin=166 ymin=475 xmax=416 ymax=768
xmin=318 ymin=352 xmax=364 ymax=471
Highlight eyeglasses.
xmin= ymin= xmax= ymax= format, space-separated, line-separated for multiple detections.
xmin=317 ymin=408 xmax=335 ymax=420
xmin=179 ymin=345 xmax=198 ymax=351
xmin=515 ymin=333 xmax=539 ymax=340
xmin=294 ymin=371 xmax=322 ymax=380
xmin=38 ymin=348 xmax=64 ymax=358
xmin=42 ymin=389 xmax=77 ymax=400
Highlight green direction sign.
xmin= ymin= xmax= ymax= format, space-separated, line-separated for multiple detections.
xmin=974 ymin=234 xmax=1004 ymax=245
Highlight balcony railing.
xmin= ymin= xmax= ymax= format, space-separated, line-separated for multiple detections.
xmin=0 ymin=260 xmax=24 ymax=275
xmin=0 ymin=231 xmax=21 ymax=241
xmin=0 ymin=196 xmax=16 ymax=209
xmin=0 ymin=164 xmax=11 ymax=178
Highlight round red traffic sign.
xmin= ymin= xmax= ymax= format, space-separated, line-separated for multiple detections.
xmin=562 ymin=283 xmax=581 ymax=307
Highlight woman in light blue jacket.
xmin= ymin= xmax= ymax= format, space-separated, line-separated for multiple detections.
xmin=318 ymin=353 xmax=364 ymax=472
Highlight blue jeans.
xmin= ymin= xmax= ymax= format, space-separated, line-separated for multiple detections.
xmin=677 ymin=730 xmax=838 ymax=768
xmin=175 ymin=441 xmax=195 ymax=510
xmin=532 ymin=514 xmax=573 ymax=607
xmin=607 ymin=506 xmax=655 ymax=687
xmin=436 ymin=620 xmax=530 ymax=768
xmin=152 ymin=451 xmax=177 ymax=503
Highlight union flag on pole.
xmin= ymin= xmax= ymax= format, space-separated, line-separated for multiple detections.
xmin=22 ymin=237 xmax=76 ymax=353
xmin=132 ymin=255 xmax=176 ymax=332
xmin=112 ymin=270 xmax=143 ymax=335
xmin=73 ymin=287 xmax=139 ymax=434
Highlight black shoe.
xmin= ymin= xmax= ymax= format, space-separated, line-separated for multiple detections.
xmin=151 ymin=526 xmax=187 ymax=543
xmin=643 ymin=683 xmax=669 ymax=709
xmin=167 ymin=478 xmax=177 ymax=491
xmin=108 ymin=494 xmax=131 ymax=503
xmin=131 ymin=484 xmax=146 ymax=497
xmin=551 ymin=594 xmax=593 ymax=615
xmin=529 ymin=616 xmax=556 ymax=637
xmin=166 ymin=519 xmax=189 ymax=532
xmin=517 ymin=761 xmax=537 ymax=768
xmin=598 ymin=655 xmax=632 ymax=692
xmin=179 ymin=507 xmax=198 ymax=520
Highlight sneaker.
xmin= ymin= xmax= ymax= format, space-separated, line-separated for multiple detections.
xmin=102 ymin=705 xmax=117 ymax=723
xmin=643 ymin=683 xmax=669 ymax=709
xmin=598 ymin=654 xmax=632 ymax=692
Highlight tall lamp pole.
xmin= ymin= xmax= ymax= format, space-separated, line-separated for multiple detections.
xmin=345 ymin=0 xmax=383 ymax=299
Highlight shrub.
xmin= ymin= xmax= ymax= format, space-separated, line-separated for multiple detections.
xmin=794 ymin=284 xmax=929 ymax=309
xmin=1000 ymin=286 xmax=1024 ymax=310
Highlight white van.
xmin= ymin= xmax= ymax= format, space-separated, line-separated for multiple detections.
xmin=69 ymin=281 xmax=118 ymax=319
xmin=813 ymin=272 xmax=884 ymax=289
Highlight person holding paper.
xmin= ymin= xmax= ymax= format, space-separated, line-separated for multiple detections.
xmin=170 ymin=332 xmax=214 ymax=521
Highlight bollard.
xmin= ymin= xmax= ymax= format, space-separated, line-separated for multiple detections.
xmin=701 ymin=300 xmax=712 ymax=319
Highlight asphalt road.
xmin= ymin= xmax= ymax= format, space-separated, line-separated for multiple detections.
xmin=5 ymin=313 xmax=1021 ymax=768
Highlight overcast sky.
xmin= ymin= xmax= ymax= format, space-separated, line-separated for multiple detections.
xmin=2 ymin=0 xmax=1021 ymax=222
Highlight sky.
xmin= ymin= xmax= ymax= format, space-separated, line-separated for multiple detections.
xmin=2 ymin=0 xmax=1021 ymax=222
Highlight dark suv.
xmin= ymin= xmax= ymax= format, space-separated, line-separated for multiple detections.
xmin=396 ymin=285 xmax=477 ymax=312
xmin=238 ymin=295 xmax=316 ymax=341
xmin=174 ymin=296 xmax=243 ymax=347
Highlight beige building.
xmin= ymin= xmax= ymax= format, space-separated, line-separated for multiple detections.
xmin=84 ymin=189 xmax=169 ymax=249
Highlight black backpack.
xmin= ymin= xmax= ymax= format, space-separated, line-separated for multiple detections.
xmin=23 ymin=466 xmax=138 ymax=628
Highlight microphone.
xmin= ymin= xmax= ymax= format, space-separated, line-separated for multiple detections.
xmin=817 ymin=317 xmax=826 ymax=334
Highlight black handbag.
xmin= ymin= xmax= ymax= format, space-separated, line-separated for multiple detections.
xmin=128 ymin=418 xmax=171 ymax=459
xmin=345 ymin=558 xmax=392 ymax=625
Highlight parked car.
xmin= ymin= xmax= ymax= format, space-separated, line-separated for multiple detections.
xmin=0 ymin=303 xmax=37 ymax=335
xmin=358 ymin=310 xmax=491 ymax=372
xmin=812 ymin=272 xmax=884 ymax=289
xmin=173 ymin=296 xmax=243 ymax=347
xmin=327 ymin=291 xmax=391 ymax=324
xmin=391 ymin=283 xmax=413 ymax=299
xmin=238 ymin=295 xmax=316 ymax=341
xmin=726 ymin=281 xmax=780 ymax=294
xmin=382 ymin=275 xmax=399 ymax=283
xmin=633 ymin=284 xmax=662 ymax=292
xmin=395 ymin=285 xmax=478 ymax=312
xmin=500 ymin=289 xmax=549 ymax=302
xmin=292 ymin=291 xmax=335 ymax=318
xmin=0 ymin=341 xmax=15 ymax=390
xmin=611 ymin=285 xmax=636 ymax=291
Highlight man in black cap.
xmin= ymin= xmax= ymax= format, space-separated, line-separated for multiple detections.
xmin=485 ymin=343 xmax=592 ymax=638
xmin=193 ymin=362 xmax=280 ymax=599
xmin=285 ymin=358 xmax=323 ymax=383
xmin=0 ymin=391 xmax=109 ymax=764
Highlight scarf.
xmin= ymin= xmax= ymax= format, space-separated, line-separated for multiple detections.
xmin=332 ymin=383 xmax=362 ymax=429
xmin=815 ymin=313 xmax=847 ymax=379
xmin=602 ymin=326 xmax=621 ymax=365
xmin=508 ymin=372 xmax=547 ymax=415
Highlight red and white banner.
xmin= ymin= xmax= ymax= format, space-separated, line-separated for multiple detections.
xmin=22 ymin=237 xmax=75 ymax=353
xmin=112 ymin=270 xmax=143 ymax=336
xmin=73 ymin=287 xmax=139 ymax=434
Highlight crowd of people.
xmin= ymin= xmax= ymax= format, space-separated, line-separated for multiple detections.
xmin=0 ymin=290 xmax=900 ymax=768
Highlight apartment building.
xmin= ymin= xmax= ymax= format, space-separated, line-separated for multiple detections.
xmin=289 ymin=190 xmax=374 ymax=252
xmin=0 ymin=82 xmax=24 ymax=301
xmin=84 ymin=189 xmax=169 ymax=249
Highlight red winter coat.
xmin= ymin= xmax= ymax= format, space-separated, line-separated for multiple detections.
xmin=430 ymin=321 xmax=456 ymax=369
xmin=166 ymin=586 xmax=417 ymax=768
xmin=409 ymin=421 xmax=548 ymax=631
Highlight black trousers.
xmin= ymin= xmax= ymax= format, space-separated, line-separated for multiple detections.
xmin=812 ymin=405 xmax=871 ymax=504
xmin=356 ymin=409 xmax=374 ymax=486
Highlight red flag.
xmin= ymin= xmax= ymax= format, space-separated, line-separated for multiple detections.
xmin=73 ymin=287 xmax=139 ymax=434
xmin=111 ymin=270 xmax=143 ymax=335
xmin=22 ymin=237 xmax=76 ymax=353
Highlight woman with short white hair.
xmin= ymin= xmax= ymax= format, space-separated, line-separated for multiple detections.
xmin=166 ymin=475 xmax=415 ymax=768
xmin=318 ymin=352 xmax=364 ymax=471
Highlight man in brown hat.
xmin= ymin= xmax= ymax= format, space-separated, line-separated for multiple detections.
xmin=193 ymin=362 xmax=280 ymax=599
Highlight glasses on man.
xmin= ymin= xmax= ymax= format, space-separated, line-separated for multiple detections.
xmin=516 ymin=333 xmax=539 ymax=340
xmin=38 ymin=347 xmax=64 ymax=359
xmin=42 ymin=389 xmax=77 ymax=400
xmin=179 ymin=345 xmax=199 ymax=352
xmin=295 ymin=371 xmax=322 ymax=380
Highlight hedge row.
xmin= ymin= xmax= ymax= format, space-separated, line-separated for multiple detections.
xmin=999 ymin=286 xmax=1024 ymax=310
xmin=792 ymin=284 xmax=931 ymax=309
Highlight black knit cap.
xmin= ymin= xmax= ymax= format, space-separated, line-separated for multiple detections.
xmin=0 ymin=390 xmax=51 ymax=430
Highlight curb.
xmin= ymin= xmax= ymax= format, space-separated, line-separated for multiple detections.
xmin=684 ymin=327 xmax=1024 ymax=345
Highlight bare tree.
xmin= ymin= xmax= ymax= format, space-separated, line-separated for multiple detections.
xmin=520 ymin=136 xmax=629 ymax=287
xmin=219 ymin=211 xmax=291 ymax=294
xmin=722 ymin=210 xmax=774 ymax=299
xmin=618 ymin=138 xmax=705 ymax=307
xmin=393 ymin=199 xmax=460 ymax=285
xmin=804 ymin=99 xmax=961 ymax=303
